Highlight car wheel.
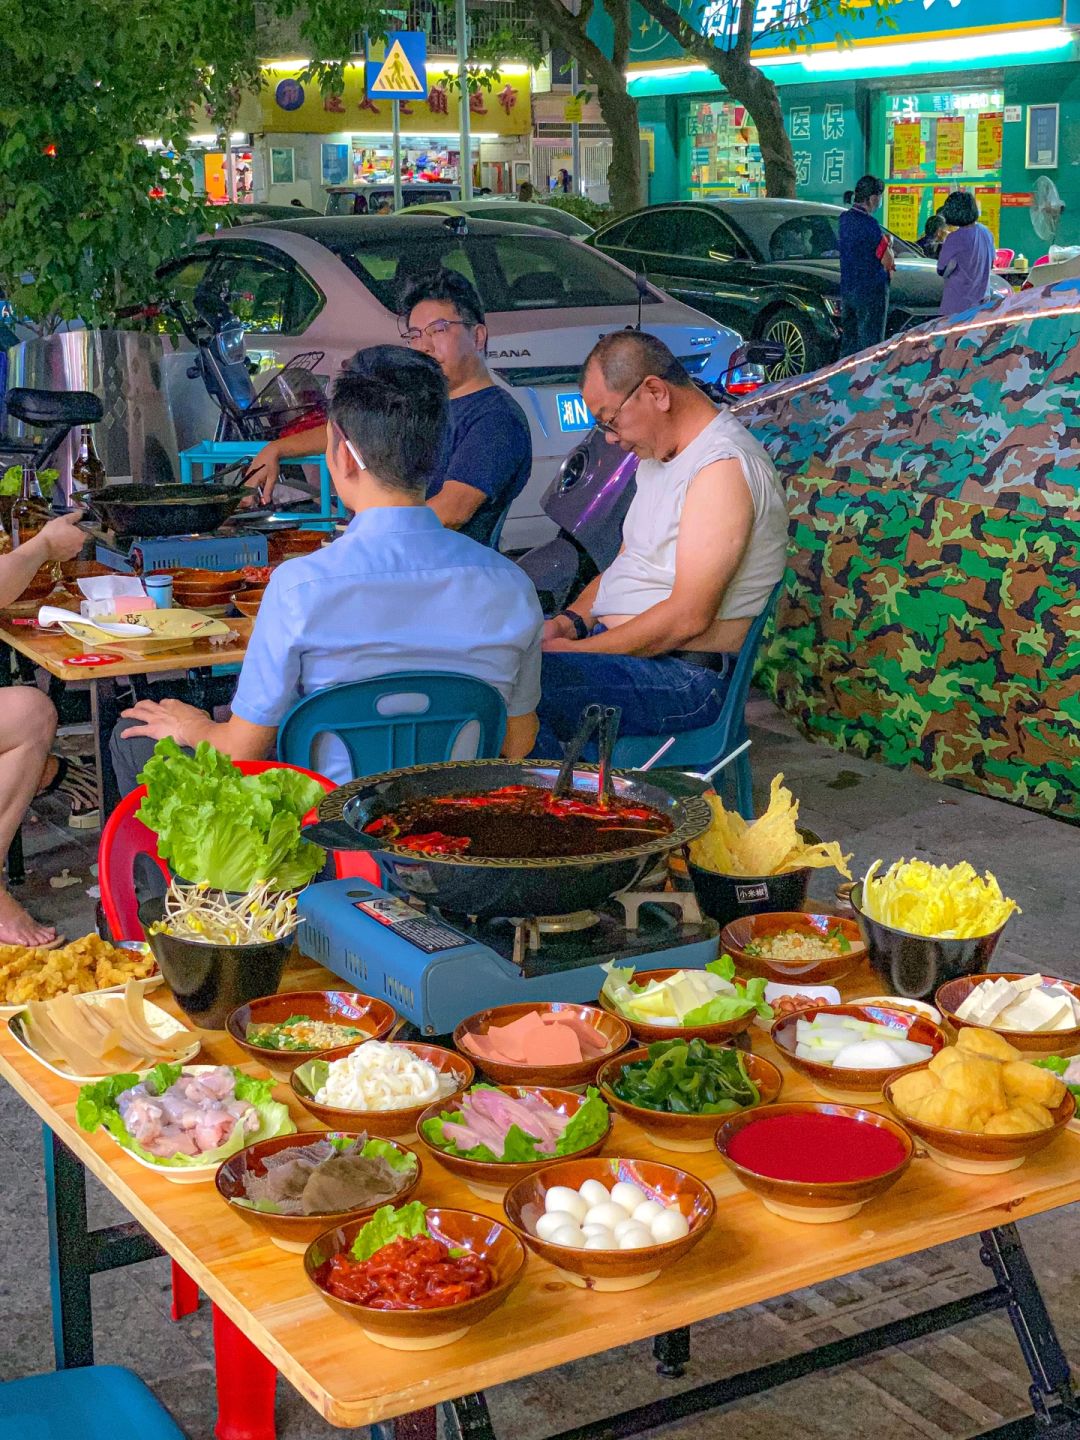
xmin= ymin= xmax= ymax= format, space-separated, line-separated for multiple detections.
xmin=759 ymin=310 xmax=823 ymax=380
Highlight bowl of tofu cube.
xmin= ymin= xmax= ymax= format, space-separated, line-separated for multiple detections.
xmin=935 ymin=973 xmax=1080 ymax=1058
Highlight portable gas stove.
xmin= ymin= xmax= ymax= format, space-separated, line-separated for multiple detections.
xmin=92 ymin=530 xmax=269 ymax=574
xmin=297 ymin=877 xmax=719 ymax=1034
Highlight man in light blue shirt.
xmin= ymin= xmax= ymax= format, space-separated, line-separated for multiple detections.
xmin=114 ymin=347 xmax=543 ymax=786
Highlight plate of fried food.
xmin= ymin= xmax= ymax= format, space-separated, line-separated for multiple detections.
xmin=0 ymin=934 xmax=161 ymax=1018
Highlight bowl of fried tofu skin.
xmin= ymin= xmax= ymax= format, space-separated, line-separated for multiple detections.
xmin=883 ymin=1027 xmax=1074 ymax=1173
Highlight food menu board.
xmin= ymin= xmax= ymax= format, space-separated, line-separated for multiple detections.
xmin=976 ymin=186 xmax=1002 ymax=244
xmin=886 ymin=186 xmax=921 ymax=243
xmin=936 ymin=116 xmax=965 ymax=176
xmin=977 ymin=112 xmax=1004 ymax=172
xmin=892 ymin=120 xmax=922 ymax=176
xmin=932 ymin=185 xmax=952 ymax=216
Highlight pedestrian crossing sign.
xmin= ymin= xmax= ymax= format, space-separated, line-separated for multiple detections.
xmin=366 ymin=32 xmax=428 ymax=100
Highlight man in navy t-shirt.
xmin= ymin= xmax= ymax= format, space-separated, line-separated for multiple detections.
xmin=837 ymin=174 xmax=894 ymax=358
xmin=244 ymin=272 xmax=531 ymax=550
xmin=399 ymin=269 xmax=531 ymax=548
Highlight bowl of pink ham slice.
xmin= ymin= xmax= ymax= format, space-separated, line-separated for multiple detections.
xmin=416 ymin=1084 xmax=613 ymax=1201
xmin=453 ymin=1003 xmax=631 ymax=1090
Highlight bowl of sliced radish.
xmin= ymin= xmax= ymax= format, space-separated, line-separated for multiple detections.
xmin=770 ymin=1002 xmax=948 ymax=1104
xmin=503 ymin=1157 xmax=713 ymax=1292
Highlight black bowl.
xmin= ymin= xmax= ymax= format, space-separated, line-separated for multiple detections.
xmin=688 ymin=831 xmax=819 ymax=930
xmin=138 ymin=897 xmax=292 ymax=1029
xmin=849 ymin=883 xmax=1007 ymax=1000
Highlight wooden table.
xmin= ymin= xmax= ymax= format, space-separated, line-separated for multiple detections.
xmin=0 ymin=611 xmax=252 ymax=818
xmin=1 ymin=959 xmax=1078 ymax=1440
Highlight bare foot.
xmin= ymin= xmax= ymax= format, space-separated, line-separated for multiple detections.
xmin=0 ymin=887 xmax=58 ymax=947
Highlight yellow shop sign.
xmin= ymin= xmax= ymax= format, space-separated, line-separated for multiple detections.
xmin=261 ymin=66 xmax=531 ymax=136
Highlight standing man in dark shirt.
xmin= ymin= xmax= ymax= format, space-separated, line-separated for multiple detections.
xmin=837 ymin=174 xmax=894 ymax=358
xmin=399 ymin=269 xmax=531 ymax=547
xmin=244 ymin=270 xmax=531 ymax=549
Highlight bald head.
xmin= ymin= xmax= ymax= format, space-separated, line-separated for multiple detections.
xmin=581 ymin=331 xmax=694 ymax=393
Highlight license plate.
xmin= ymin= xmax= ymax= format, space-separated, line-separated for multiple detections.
xmin=556 ymin=392 xmax=594 ymax=432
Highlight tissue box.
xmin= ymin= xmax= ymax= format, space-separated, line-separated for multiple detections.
xmin=81 ymin=594 xmax=155 ymax=619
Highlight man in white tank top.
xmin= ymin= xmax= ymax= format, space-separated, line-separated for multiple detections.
xmin=533 ymin=332 xmax=788 ymax=756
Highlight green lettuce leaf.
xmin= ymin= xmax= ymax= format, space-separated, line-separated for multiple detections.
xmin=295 ymin=1058 xmax=330 ymax=1096
xmin=419 ymin=1087 xmax=609 ymax=1163
xmin=76 ymin=1066 xmax=295 ymax=1168
xmin=706 ymin=954 xmax=736 ymax=982
xmin=360 ymin=1136 xmax=418 ymax=1173
xmin=682 ymin=976 xmax=773 ymax=1026
xmin=134 ymin=739 xmax=325 ymax=892
xmin=350 ymin=1200 xmax=430 ymax=1261
xmin=555 ymin=1086 xmax=610 ymax=1154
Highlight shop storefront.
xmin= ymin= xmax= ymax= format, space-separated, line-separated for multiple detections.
xmin=612 ymin=0 xmax=1080 ymax=256
xmin=254 ymin=64 xmax=532 ymax=210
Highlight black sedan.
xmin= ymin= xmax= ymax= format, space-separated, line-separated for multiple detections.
xmin=590 ymin=199 xmax=1010 ymax=378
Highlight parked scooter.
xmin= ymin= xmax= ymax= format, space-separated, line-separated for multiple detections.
xmin=517 ymin=341 xmax=783 ymax=615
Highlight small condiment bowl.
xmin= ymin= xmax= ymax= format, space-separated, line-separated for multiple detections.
xmin=170 ymin=568 xmax=247 ymax=589
xmin=596 ymin=1046 xmax=782 ymax=1152
xmin=454 ymin=1001 xmax=630 ymax=1090
xmin=226 ymin=990 xmax=398 ymax=1078
xmin=850 ymin=883 xmax=1008 ymax=999
xmin=215 ymin=1130 xmax=422 ymax=1252
xmin=503 ymin=1156 xmax=713 ymax=1292
xmin=769 ymin=1002 xmax=949 ymax=1105
xmin=934 ymin=974 xmax=1080 ymax=1059
xmin=230 ymin=593 xmax=263 ymax=619
xmin=415 ymin=1084 xmax=612 ymax=1201
xmin=305 ymin=1206 xmax=526 ymax=1350
xmin=716 ymin=1101 xmax=914 ymax=1224
xmin=720 ymin=911 xmax=865 ymax=985
xmin=884 ymin=1071 xmax=1075 ymax=1175
xmin=289 ymin=1042 xmax=474 ymax=1140
xmin=596 ymin=966 xmax=755 ymax=1045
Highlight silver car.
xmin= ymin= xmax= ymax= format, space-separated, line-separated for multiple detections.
xmin=156 ymin=214 xmax=745 ymax=549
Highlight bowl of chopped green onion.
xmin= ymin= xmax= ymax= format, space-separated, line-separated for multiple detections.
xmin=140 ymin=879 xmax=299 ymax=1029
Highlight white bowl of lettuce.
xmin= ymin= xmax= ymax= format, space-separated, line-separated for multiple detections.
xmin=598 ymin=956 xmax=772 ymax=1042
xmin=77 ymin=1063 xmax=295 ymax=1183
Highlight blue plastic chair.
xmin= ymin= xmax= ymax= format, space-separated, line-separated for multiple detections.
xmin=0 ymin=1366 xmax=186 ymax=1440
xmin=277 ymin=672 xmax=508 ymax=778
xmin=610 ymin=580 xmax=784 ymax=820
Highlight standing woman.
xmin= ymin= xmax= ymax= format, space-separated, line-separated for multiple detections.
xmin=937 ymin=191 xmax=995 ymax=315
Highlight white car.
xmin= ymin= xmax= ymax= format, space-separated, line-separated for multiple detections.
xmin=156 ymin=214 xmax=748 ymax=550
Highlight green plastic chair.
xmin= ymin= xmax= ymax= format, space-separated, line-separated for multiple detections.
xmin=276 ymin=672 xmax=507 ymax=778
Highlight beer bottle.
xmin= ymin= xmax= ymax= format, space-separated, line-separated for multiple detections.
xmin=71 ymin=426 xmax=106 ymax=489
xmin=10 ymin=464 xmax=45 ymax=548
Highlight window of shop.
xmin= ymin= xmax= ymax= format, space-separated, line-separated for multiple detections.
xmin=679 ymin=99 xmax=764 ymax=200
xmin=881 ymin=88 xmax=1004 ymax=246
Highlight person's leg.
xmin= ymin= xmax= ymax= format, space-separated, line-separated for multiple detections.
xmin=109 ymin=724 xmax=167 ymax=798
xmin=838 ymin=297 xmax=861 ymax=359
xmin=0 ymin=687 xmax=59 ymax=944
xmin=533 ymin=651 xmax=731 ymax=756
xmin=857 ymin=289 xmax=888 ymax=351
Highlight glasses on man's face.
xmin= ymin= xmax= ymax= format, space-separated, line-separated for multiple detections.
xmin=399 ymin=318 xmax=473 ymax=346
xmin=595 ymin=377 xmax=646 ymax=436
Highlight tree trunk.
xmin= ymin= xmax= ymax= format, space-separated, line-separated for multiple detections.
xmin=597 ymin=84 xmax=642 ymax=214
xmin=716 ymin=59 xmax=796 ymax=199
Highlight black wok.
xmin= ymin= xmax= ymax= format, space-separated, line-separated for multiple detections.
xmin=76 ymin=483 xmax=247 ymax=538
xmin=304 ymin=759 xmax=712 ymax=919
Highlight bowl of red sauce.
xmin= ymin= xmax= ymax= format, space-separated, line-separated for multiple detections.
xmin=715 ymin=1102 xmax=914 ymax=1223
xmin=305 ymin=1206 xmax=526 ymax=1349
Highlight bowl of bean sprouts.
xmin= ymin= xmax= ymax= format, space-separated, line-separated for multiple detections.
xmin=139 ymin=880 xmax=299 ymax=1029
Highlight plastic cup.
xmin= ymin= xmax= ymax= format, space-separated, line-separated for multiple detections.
xmin=145 ymin=572 xmax=173 ymax=609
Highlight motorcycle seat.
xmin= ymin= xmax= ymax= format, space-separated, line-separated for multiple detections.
xmin=5 ymin=387 xmax=104 ymax=428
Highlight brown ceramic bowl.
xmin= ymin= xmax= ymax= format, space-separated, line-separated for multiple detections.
xmin=415 ymin=1084 xmax=613 ymax=1201
xmin=18 ymin=568 xmax=59 ymax=602
xmin=596 ymin=966 xmax=756 ymax=1045
xmin=716 ymin=1101 xmax=914 ymax=1223
xmin=215 ymin=1130 xmax=421 ymax=1252
xmin=268 ymin=529 xmax=325 ymax=562
xmin=231 ymin=594 xmax=262 ymax=619
xmin=721 ymin=911 xmax=866 ymax=985
xmin=59 ymin=560 xmax=112 ymax=582
xmin=289 ymin=1041 xmax=474 ymax=1140
xmin=170 ymin=567 xmax=247 ymax=590
xmin=305 ymin=1206 xmax=526 ymax=1350
xmin=935 ymin=974 xmax=1080 ymax=1058
xmin=884 ymin=1070 xmax=1075 ymax=1175
xmin=226 ymin=989 xmax=398 ymax=1078
xmin=503 ymin=1156 xmax=713 ymax=1292
xmin=597 ymin=1045 xmax=782 ymax=1153
xmin=454 ymin=1002 xmax=630 ymax=1090
xmin=770 ymin=1002 xmax=949 ymax=1104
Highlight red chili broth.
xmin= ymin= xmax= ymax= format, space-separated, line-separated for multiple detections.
xmin=727 ymin=1112 xmax=906 ymax=1183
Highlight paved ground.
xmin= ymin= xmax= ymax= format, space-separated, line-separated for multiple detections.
xmin=2 ymin=694 xmax=1078 ymax=1439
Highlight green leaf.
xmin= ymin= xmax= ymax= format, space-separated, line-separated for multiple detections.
xmin=360 ymin=1136 xmax=418 ymax=1174
xmin=555 ymin=1086 xmax=609 ymax=1155
xmin=295 ymin=1058 xmax=330 ymax=1095
xmin=349 ymin=1201 xmax=430 ymax=1262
